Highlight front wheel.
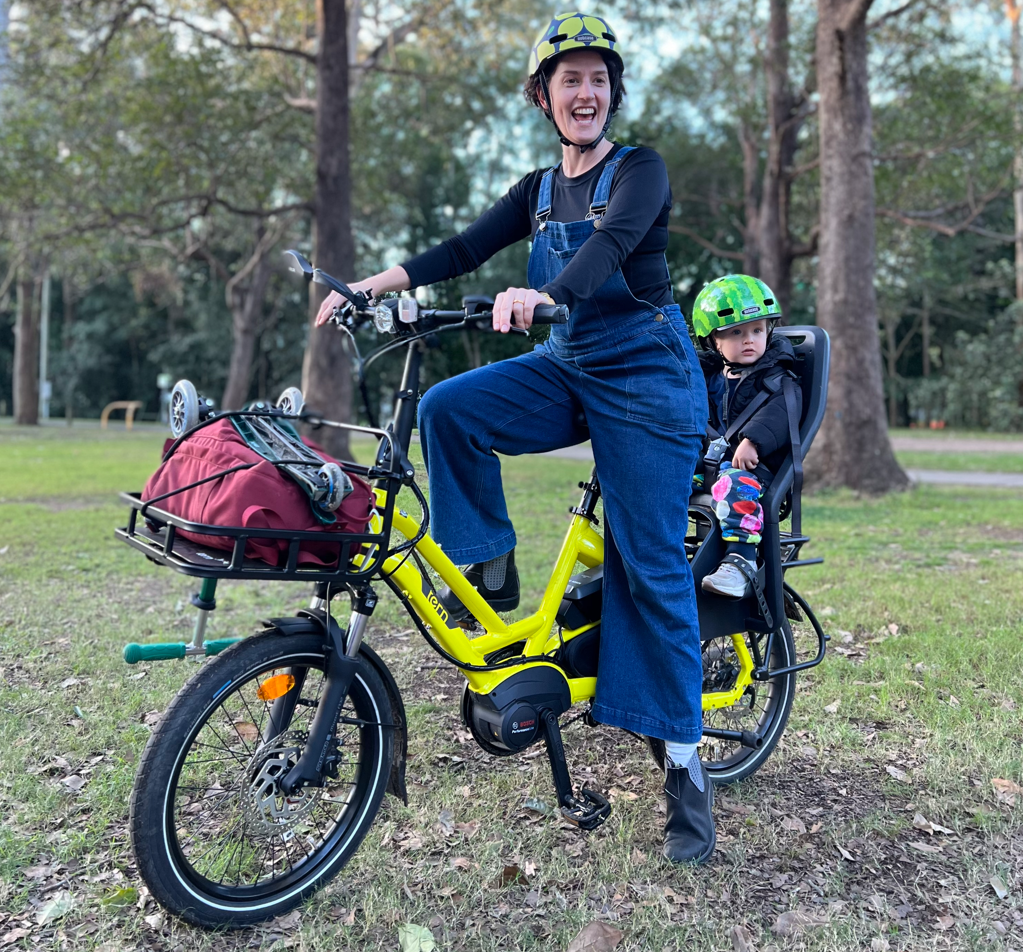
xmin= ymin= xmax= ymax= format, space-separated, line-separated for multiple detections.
xmin=129 ymin=632 xmax=393 ymax=928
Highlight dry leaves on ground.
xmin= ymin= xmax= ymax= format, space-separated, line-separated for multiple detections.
xmin=566 ymin=921 xmax=624 ymax=952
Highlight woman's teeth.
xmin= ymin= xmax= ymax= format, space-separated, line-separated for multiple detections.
xmin=572 ymin=107 xmax=596 ymax=121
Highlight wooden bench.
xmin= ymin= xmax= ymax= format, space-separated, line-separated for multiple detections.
xmin=100 ymin=400 xmax=144 ymax=430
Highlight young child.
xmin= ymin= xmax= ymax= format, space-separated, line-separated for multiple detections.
xmin=690 ymin=274 xmax=801 ymax=598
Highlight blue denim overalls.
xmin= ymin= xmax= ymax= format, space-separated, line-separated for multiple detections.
xmin=419 ymin=147 xmax=709 ymax=743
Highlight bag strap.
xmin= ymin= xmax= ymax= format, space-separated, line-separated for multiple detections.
xmin=783 ymin=374 xmax=803 ymax=536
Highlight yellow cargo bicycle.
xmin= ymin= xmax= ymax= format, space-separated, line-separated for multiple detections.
xmin=117 ymin=252 xmax=829 ymax=927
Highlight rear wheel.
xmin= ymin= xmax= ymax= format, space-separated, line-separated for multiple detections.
xmin=645 ymin=626 xmax=796 ymax=785
xmin=699 ymin=624 xmax=796 ymax=784
xmin=129 ymin=632 xmax=393 ymax=927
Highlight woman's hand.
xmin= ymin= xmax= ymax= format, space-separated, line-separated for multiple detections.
xmin=731 ymin=438 xmax=759 ymax=472
xmin=315 ymin=280 xmax=375 ymax=327
xmin=492 ymin=287 xmax=552 ymax=334
xmin=313 ymin=266 xmax=411 ymax=327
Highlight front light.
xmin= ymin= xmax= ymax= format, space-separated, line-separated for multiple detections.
xmin=373 ymin=304 xmax=396 ymax=334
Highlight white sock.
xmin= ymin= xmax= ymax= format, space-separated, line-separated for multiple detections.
xmin=664 ymin=741 xmax=698 ymax=769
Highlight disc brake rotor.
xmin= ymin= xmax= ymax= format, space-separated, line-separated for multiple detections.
xmin=241 ymin=731 xmax=322 ymax=836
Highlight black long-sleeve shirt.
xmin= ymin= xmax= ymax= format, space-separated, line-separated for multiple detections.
xmin=400 ymin=144 xmax=674 ymax=315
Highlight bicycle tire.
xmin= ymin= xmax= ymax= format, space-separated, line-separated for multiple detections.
xmin=699 ymin=622 xmax=796 ymax=784
xmin=129 ymin=631 xmax=393 ymax=928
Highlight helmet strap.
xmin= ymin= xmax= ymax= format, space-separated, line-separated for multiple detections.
xmin=538 ymin=71 xmax=619 ymax=154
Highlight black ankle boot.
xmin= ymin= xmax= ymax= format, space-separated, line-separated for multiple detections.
xmin=662 ymin=754 xmax=716 ymax=864
xmin=439 ymin=549 xmax=519 ymax=621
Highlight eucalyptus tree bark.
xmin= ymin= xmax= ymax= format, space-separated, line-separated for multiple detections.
xmin=13 ymin=273 xmax=39 ymax=425
xmin=221 ymin=245 xmax=274 ymax=410
xmin=739 ymin=0 xmax=814 ymax=316
xmin=756 ymin=0 xmax=807 ymax=316
xmin=301 ymin=0 xmax=354 ymax=459
xmin=810 ymin=0 xmax=907 ymax=491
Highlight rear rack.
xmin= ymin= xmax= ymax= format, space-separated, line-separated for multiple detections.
xmin=117 ymin=490 xmax=395 ymax=583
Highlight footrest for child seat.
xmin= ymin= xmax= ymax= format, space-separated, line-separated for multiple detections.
xmin=718 ymin=553 xmax=773 ymax=629
xmin=560 ymin=788 xmax=611 ymax=830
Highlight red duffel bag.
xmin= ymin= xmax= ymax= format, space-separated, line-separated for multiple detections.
xmin=142 ymin=419 xmax=374 ymax=567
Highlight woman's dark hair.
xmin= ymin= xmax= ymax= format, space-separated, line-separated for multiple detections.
xmin=523 ymin=52 xmax=625 ymax=114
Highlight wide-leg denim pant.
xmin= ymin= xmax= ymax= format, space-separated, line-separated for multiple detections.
xmin=418 ymin=311 xmax=706 ymax=744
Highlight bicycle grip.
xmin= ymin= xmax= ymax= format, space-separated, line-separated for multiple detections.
xmin=124 ymin=641 xmax=187 ymax=664
xmin=531 ymin=304 xmax=569 ymax=324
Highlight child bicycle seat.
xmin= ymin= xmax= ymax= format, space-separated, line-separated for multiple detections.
xmin=689 ymin=326 xmax=830 ymax=639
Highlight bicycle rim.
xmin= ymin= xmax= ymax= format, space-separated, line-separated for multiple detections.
xmin=150 ymin=640 xmax=388 ymax=917
xmin=700 ymin=625 xmax=795 ymax=783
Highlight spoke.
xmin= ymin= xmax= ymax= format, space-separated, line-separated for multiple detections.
xmin=203 ymin=721 xmax=253 ymax=766
xmin=189 ymin=738 xmax=249 ymax=764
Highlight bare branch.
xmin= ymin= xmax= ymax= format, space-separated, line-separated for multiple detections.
xmin=0 ymin=249 xmax=25 ymax=303
xmin=787 ymin=156 xmax=820 ymax=179
xmin=868 ymin=0 xmax=924 ymax=31
xmin=667 ymin=224 xmax=744 ymax=261
xmin=789 ymin=224 xmax=820 ymax=258
xmin=284 ymin=94 xmax=316 ymax=113
xmin=355 ymin=0 xmax=455 ymax=76
xmin=134 ymin=2 xmax=316 ymax=63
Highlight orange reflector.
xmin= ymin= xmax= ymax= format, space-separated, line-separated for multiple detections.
xmin=256 ymin=673 xmax=296 ymax=702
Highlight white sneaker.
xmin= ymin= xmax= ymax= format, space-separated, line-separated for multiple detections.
xmin=701 ymin=558 xmax=755 ymax=599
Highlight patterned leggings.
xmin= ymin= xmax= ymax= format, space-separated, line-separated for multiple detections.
xmin=709 ymin=468 xmax=764 ymax=545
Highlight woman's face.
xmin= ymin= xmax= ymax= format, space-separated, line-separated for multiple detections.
xmin=541 ymin=50 xmax=611 ymax=144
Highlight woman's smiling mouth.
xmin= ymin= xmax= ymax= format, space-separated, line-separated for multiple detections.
xmin=572 ymin=106 xmax=596 ymax=122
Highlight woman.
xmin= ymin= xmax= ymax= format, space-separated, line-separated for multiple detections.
xmin=316 ymin=12 xmax=714 ymax=864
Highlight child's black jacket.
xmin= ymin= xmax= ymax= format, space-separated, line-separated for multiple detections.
xmin=699 ymin=334 xmax=801 ymax=481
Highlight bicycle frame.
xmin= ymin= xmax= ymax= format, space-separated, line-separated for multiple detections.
xmin=368 ymin=489 xmax=760 ymax=713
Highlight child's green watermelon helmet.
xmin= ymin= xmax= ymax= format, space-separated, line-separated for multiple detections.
xmin=692 ymin=274 xmax=783 ymax=346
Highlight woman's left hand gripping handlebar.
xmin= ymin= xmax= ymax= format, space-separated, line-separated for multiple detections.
xmin=315 ymin=281 xmax=374 ymax=327
xmin=493 ymin=287 xmax=555 ymax=334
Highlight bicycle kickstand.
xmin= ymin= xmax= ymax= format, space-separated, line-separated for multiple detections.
xmin=539 ymin=709 xmax=611 ymax=831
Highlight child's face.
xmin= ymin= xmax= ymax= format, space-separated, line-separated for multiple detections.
xmin=712 ymin=319 xmax=769 ymax=365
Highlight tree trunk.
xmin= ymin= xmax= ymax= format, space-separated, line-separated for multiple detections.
xmin=740 ymin=122 xmax=761 ymax=277
xmin=883 ymin=311 xmax=898 ymax=427
xmin=757 ymin=0 xmax=802 ymax=316
xmin=921 ymin=293 xmax=930 ymax=378
xmin=221 ymin=245 xmax=274 ymax=410
xmin=301 ymin=0 xmax=355 ymax=459
xmin=13 ymin=272 xmax=39 ymax=425
xmin=810 ymin=0 xmax=907 ymax=492
xmin=63 ymin=284 xmax=76 ymax=425
xmin=1010 ymin=0 xmax=1022 ymax=301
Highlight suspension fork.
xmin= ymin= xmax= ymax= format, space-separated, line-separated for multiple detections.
xmin=278 ymin=585 xmax=377 ymax=795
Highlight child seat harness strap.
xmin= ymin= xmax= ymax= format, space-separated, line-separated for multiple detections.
xmin=709 ymin=368 xmax=803 ymax=535
xmin=535 ymin=146 xmax=637 ymax=227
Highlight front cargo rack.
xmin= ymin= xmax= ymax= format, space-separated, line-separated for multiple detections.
xmin=116 ymin=490 xmax=396 ymax=582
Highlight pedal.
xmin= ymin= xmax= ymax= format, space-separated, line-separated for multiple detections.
xmin=539 ymin=708 xmax=612 ymax=833
xmin=561 ymin=788 xmax=611 ymax=830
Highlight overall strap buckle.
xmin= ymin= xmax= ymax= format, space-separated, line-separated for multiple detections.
xmin=586 ymin=145 xmax=637 ymax=221
xmin=535 ymin=165 xmax=559 ymax=229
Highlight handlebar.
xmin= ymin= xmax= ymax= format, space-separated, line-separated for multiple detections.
xmin=417 ymin=303 xmax=569 ymax=326
xmin=284 ymin=249 xmax=570 ymax=336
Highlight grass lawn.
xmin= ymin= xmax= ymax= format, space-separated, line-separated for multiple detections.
xmin=895 ymin=452 xmax=1023 ymax=474
xmin=1 ymin=425 xmax=1022 ymax=951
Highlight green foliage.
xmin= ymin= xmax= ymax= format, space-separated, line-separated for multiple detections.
xmin=906 ymin=304 xmax=1023 ymax=432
